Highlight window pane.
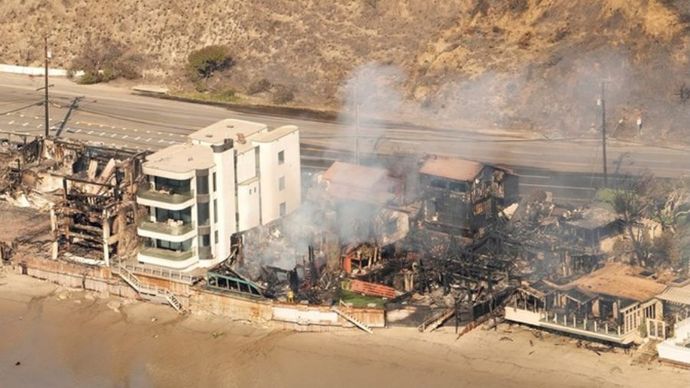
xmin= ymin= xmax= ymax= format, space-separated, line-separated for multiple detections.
xmin=197 ymin=202 xmax=209 ymax=225
xmin=196 ymin=176 xmax=209 ymax=194
xmin=213 ymin=199 xmax=218 ymax=223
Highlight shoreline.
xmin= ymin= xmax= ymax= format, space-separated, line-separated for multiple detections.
xmin=1 ymin=271 xmax=688 ymax=387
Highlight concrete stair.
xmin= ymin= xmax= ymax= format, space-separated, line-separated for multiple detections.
xmin=112 ymin=262 xmax=184 ymax=313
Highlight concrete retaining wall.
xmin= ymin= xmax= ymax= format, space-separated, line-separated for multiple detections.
xmin=14 ymin=257 xmax=137 ymax=299
xmin=190 ymin=289 xmax=273 ymax=323
xmin=16 ymin=257 xmax=387 ymax=331
xmin=0 ymin=64 xmax=84 ymax=77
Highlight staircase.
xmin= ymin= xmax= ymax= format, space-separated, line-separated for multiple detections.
xmin=112 ymin=262 xmax=184 ymax=313
xmin=418 ymin=308 xmax=455 ymax=333
xmin=632 ymin=340 xmax=660 ymax=365
xmin=332 ymin=301 xmax=373 ymax=334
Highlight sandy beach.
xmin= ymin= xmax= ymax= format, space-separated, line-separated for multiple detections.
xmin=1 ymin=271 xmax=688 ymax=388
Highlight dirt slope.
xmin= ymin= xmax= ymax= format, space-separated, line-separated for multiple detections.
xmin=2 ymin=0 xmax=690 ymax=139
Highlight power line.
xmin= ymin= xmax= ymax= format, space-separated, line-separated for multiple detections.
xmin=76 ymin=107 xmax=191 ymax=131
xmin=0 ymin=101 xmax=43 ymax=116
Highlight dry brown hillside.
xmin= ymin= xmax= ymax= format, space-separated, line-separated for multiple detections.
xmin=3 ymin=0 xmax=690 ymax=140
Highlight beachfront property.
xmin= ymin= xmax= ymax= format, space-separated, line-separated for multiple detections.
xmin=136 ymin=119 xmax=301 ymax=270
xmin=657 ymin=317 xmax=690 ymax=366
xmin=506 ymin=263 xmax=666 ymax=345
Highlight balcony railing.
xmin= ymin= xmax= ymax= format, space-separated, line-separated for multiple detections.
xmin=137 ymin=188 xmax=194 ymax=204
xmin=139 ymin=246 xmax=195 ymax=261
xmin=139 ymin=220 xmax=195 ymax=236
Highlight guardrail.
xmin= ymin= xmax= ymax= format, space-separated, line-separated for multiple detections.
xmin=121 ymin=262 xmax=197 ymax=285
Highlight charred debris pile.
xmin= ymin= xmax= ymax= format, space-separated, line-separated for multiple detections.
xmin=0 ymin=132 xmax=146 ymax=266
xmin=212 ymin=154 xmax=689 ymax=330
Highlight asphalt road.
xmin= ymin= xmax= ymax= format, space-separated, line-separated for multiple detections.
xmin=0 ymin=73 xmax=688 ymax=186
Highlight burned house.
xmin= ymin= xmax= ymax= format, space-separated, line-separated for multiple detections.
xmin=507 ymin=263 xmax=666 ymax=345
xmin=419 ymin=156 xmax=518 ymax=236
xmin=320 ymin=161 xmax=408 ymax=245
xmin=561 ymin=205 xmax=623 ymax=249
xmin=51 ymin=142 xmax=144 ymax=265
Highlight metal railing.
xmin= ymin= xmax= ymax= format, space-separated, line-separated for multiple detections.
xmin=121 ymin=262 xmax=197 ymax=285
xmin=542 ymin=310 xmax=625 ymax=337
xmin=112 ymin=263 xmax=184 ymax=312
xmin=137 ymin=188 xmax=194 ymax=204
xmin=139 ymin=246 xmax=195 ymax=261
xmin=138 ymin=220 xmax=195 ymax=236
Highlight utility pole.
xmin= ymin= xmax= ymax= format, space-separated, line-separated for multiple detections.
xmin=55 ymin=96 xmax=82 ymax=138
xmin=44 ymin=36 xmax=50 ymax=138
xmin=354 ymin=76 xmax=360 ymax=165
xmin=600 ymin=81 xmax=608 ymax=187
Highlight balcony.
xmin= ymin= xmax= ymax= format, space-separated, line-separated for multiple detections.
xmin=139 ymin=246 xmax=195 ymax=260
xmin=138 ymin=187 xmax=194 ymax=204
xmin=137 ymin=188 xmax=195 ymax=210
xmin=139 ymin=220 xmax=195 ymax=236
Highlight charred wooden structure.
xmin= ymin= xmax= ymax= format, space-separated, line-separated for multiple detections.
xmin=50 ymin=142 xmax=146 ymax=265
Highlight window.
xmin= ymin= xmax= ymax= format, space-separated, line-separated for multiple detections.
xmin=278 ymin=176 xmax=285 ymax=191
xmin=212 ymin=172 xmax=217 ymax=192
xmin=200 ymin=234 xmax=210 ymax=247
xmin=155 ymin=207 xmax=192 ymax=224
xmin=196 ymin=175 xmax=209 ymax=194
xmin=278 ymin=150 xmax=285 ymax=165
xmin=279 ymin=202 xmax=286 ymax=217
xmin=213 ymin=199 xmax=218 ymax=223
xmin=214 ymin=230 xmax=219 ymax=244
xmin=197 ymin=202 xmax=209 ymax=225
xmin=154 ymin=177 xmax=190 ymax=194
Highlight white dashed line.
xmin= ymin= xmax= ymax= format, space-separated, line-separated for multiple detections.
xmin=110 ymin=134 xmax=117 ymax=138
xmin=145 ymin=138 xmax=152 ymax=142
xmin=8 ymin=121 xmax=14 ymax=125
xmin=123 ymin=135 xmax=128 ymax=139
xmin=87 ymin=131 xmax=94 ymax=135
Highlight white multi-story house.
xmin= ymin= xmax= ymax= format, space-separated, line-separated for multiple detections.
xmin=136 ymin=119 xmax=301 ymax=270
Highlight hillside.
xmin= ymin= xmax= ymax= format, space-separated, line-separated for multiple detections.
xmin=2 ymin=0 xmax=690 ymax=141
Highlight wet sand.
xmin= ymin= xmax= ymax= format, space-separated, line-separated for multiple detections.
xmin=1 ymin=272 xmax=688 ymax=388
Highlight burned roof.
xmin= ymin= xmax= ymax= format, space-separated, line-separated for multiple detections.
xmin=564 ymin=205 xmax=620 ymax=230
xmin=571 ymin=263 xmax=666 ymax=302
xmin=419 ymin=157 xmax=484 ymax=182
xmin=323 ymin=161 xmax=389 ymax=189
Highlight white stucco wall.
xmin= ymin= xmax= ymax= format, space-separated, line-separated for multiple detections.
xmin=237 ymin=180 xmax=261 ymax=231
xmin=257 ymin=130 xmax=301 ymax=224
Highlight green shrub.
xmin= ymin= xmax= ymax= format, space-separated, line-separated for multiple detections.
xmin=186 ymin=45 xmax=234 ymax=80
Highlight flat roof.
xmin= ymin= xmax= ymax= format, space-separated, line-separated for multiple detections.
xmin=323 ymin=161 xmax=388 ymax=189
xmin=189 ymin=119 xmax=267 ymax=145
xmin=252 ymin=125 xmax=299 ymax=143
xmin=571 ymin=263 xmax=666 ymax=302
xmin=419 ymin=157 xmax=484 ymax=182
xmin=144 ymin=143 xmax=213 ymax=174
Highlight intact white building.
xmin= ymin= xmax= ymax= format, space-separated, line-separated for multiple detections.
xmin=657 ymin=317 xmax=690 ymax=366
xmin=136 ymin=119 xmax=301 ymax=270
